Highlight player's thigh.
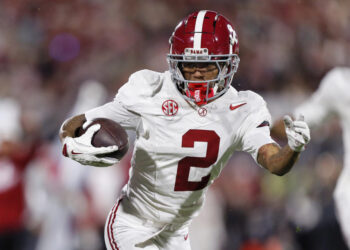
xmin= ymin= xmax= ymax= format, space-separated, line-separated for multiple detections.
xmin=104 ymin=200 xmax=159 ymax=250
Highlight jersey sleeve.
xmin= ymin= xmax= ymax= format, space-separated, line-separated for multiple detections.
xmin=238 ymin=91 xmax=276 ymax=165
xmin=85 ymin=100 xmax=140 ymax=130
xmin=85 ymin=70 xmax=163 ymax=130
xmin=294 ymin=67 xmax=345 ymax=127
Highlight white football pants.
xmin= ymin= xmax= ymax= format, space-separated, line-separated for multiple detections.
xmin=104 ymin=199 xmax=191 ymax=250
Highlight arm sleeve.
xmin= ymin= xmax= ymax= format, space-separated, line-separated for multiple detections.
xmin=84 ymin=75 xmax=142 ymax=130
xmin=294 ymin=68 xmax=343 ymax=128
xmin=84 ymin=70 xmax=162 ymax=131
xmin=242 ymin=126 xmax=276 ymax=165
xmin=85 ymin=99 xmax=140 ymax=131
xmin=238 ymin=92 xmax=276 ymax=165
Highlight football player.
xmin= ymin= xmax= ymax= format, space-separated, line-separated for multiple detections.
xmin=59 ymin=10 xmax=310 ymax=250
xmin=273 ymin=67 xmax=350 ymax=248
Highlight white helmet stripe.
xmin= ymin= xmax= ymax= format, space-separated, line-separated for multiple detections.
xmin=193 ymin=10 xmax=207 ymax=49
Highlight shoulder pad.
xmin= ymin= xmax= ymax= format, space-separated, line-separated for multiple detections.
xmin=116 ymin=70 xmax=163 ymax=99
xmin=127 ymin=70 xmax=163 ymax=97
xmin=237 ymin=90 xmax=266 ymax=107
xmin=237 ymin=90 xmax=271 ymax=125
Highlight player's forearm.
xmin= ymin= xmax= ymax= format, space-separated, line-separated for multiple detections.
xmin=270 ymin=118 xmax=287 ymax=140
xmin=59 ymin=114 xmax=86 ymax=142
xmin=258 ymin=143 xmax=300 ymax=176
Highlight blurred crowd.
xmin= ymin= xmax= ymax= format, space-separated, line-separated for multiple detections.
xmin=0 ymin=0 xmax=349 ymax=249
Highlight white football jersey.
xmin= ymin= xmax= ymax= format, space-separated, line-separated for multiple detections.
xmin=294 ymin=67 xmax=350 ymax=168
xmin=85 ymin=70 xmax=275 ymax=225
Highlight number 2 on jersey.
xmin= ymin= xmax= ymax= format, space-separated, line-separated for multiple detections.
xmin=174 ymin=129 xmax=220 ymax=191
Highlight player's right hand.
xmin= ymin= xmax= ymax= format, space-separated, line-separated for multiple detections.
xmin=62 ymin=124 xmax=119 ymax=167
xmin=283 ymin=115 xmax=311 ymax=152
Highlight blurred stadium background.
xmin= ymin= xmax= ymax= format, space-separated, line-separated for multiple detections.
xmin=0 ymin=0 xmax=349 ymax=250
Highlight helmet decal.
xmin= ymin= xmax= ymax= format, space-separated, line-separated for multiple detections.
xmin=193 ymin=10 xmax=207 ymax=49
xmin=227 ymin=24 xmax=238 ymax=54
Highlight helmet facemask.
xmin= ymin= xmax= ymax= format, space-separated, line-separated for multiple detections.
xmin=167 ymin=53 xmax=240 ymax=105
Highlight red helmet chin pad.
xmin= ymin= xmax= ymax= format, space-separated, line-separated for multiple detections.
xmin=186 ymin=83 xmax=214 ymax=106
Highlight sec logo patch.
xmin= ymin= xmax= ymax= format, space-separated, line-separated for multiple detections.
xmin=162 ymin=100 xmax=178 ymax=116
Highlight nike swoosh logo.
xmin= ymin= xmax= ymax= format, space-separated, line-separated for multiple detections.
xmin=184 ymin=234 xmax=189 ymax=241
xmin=71 ymin=150 xmax=82 ymax=155
xmin=230 ymin=102 xmax=246 ymax=111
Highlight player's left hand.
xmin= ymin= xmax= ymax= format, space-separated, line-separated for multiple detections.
xmin=283 ymin=115 xmax=310 ymax=152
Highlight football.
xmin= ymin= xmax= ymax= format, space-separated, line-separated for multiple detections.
xmin=76 ymin=118 xmax=129 ymax=160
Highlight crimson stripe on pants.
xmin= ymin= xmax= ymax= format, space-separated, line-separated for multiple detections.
xmin=107 ymin=199 xmax=122 ymax=250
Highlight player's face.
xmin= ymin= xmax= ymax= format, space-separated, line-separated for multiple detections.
xmin=181 ymin=62 xmax=219 ymax=81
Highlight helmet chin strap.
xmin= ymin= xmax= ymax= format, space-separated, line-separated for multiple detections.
xmin=186 ymin=82 xmax=214 ymax=106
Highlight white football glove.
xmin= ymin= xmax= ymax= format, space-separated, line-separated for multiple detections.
xmin=283 ymin=115 xmax=311 ymax=152
xmin=62 ymin=123 xmax=119 ymax=167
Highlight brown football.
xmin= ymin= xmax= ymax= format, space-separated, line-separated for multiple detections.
xmin=76 ymin=118 xmax=129 ymax=160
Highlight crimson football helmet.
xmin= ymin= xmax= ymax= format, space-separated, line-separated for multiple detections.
xmin=167 ymin=10 xmax=240 ymax=105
